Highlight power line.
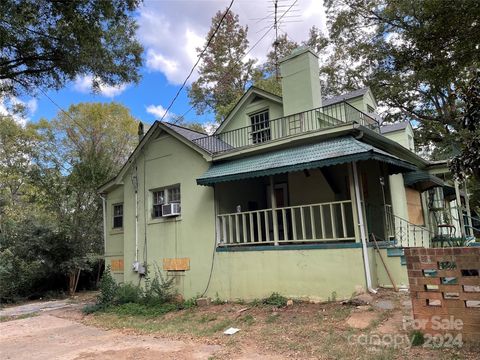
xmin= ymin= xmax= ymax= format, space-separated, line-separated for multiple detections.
xmin=158 ymin=0 xmax=235 ymax=122
xmin=177 ymin=0 xmax=298 ymax=122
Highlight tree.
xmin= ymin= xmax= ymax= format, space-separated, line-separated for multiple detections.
xmin=318 ymin=0 xmax=480 ymax=178
xmin=188 ymin=9 xmax=255 ymax=122
xmin=450 ymin=71 xmax=480 ymax=180
xmin=0 ymin=0 xmax=143 ymax=98
xmin=252 ymin=34 xmax=298 ymax=96
xmin=0 ymin=103 xmax=139 ymax=299
xmin=42 ymin=103 xmax=138 ymax=293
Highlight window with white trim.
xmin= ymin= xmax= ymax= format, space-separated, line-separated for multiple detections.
xmin=250 ymin=110 xmax=270 ymax=144
xmin=152 ymin=185 xmax=181 ymax=218
xmin=112 ymin=203 xmax=123 ymax=229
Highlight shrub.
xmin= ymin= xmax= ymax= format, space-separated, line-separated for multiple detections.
xmin=97 ymin=266 xmax=117 ymax=306
xmin=116 ymin=283 xmax=143 ymax=304
xmin=82 ymin=303 xmax=104 ymax=314
xmin=107 ymin=302 xmax=177 ymax=317
xmin=0 ymin=249 xmax=43 ymax=303
xmin=263 ymin=292 xmax=287 ymax=307
xmin=142 ymin=265 xmax=175 ymax=306
xmin=179 ymin=298 xmax=197 ymax=310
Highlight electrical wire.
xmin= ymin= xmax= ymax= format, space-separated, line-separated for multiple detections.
xmin=176 ymin=0 xmax=298 ymax=123
xmin=158 ymin=0 xmax=235 ymax=122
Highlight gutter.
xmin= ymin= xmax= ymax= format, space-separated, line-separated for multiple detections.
xmin=351 ymin=161 xmax=377 ymax=294
xmin=99 ymin=194 xmax=107 ymax=255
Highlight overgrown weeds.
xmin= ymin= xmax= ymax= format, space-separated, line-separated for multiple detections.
xmin=83 ymin=264 xmax=194 ymax=316
xmin=262 ymin=292 xmax=287 ymax=307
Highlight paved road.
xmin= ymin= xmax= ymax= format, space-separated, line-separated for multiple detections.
xmin=0 ymin=314 xmax=220 ymax=360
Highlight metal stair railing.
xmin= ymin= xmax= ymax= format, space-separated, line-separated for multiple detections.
xmin=384 ymin=205 xmax=434 ymax=248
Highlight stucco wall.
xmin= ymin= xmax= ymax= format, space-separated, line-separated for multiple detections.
xmin=210 ymin=247 xmax=368 ymax=301
xmin=221 ymin=98 xmax=284 ymax=134
xmin=374 ymin=249 xmax=408 ymax=288
xmin=105 ymin=186 xmax=125 ymax=283
xmin=105 ymin=130 xmax=216 ymax=296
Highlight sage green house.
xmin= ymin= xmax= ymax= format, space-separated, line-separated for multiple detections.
xmin=99 ymin=48 xmax=473 ymax=301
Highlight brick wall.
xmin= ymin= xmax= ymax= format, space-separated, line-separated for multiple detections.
xmin=405 ymin=247 xmax=480 ymax=342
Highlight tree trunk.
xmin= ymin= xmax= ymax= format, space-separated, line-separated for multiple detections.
xmin=68 ymin=269 xmax=81 ymax=296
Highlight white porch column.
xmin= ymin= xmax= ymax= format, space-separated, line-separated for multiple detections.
xmin=351 ymin=162 xmax=374 ymax=291
xmin=454 ymin=179 xmax=466 ymax=238
xmin=269 ymin=175 xmax=280 ymax=246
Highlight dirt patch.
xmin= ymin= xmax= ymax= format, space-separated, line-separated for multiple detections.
xmin=346 ymin=311 xmax=377 ymax=329
xmin=2 ymin=290 xmax=480 ymax=359
xmin=0 ymin=314 xmax=220 ymax=360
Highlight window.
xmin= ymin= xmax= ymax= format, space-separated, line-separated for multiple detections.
xmin=152 ymin=185 xmax=181 ymax=218
xmin=113 ymin=204 xmax=123 ymax=229
xmin=250 ymin=110 xmax=270 ymax=144
xmin=367 ymin=104 xmax=375 ymax=113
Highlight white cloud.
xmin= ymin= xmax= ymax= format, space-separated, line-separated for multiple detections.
xmin=0 ymin=96 xmax=38 ymax=126
xmin=73 ymin=75 xmax=128 ymax=98
xmin=137 ymin=0 xmax=327 ymax=85
xmin=146 ymin=104 xmax=173 ymax=120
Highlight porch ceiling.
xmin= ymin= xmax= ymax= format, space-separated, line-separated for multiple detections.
xmin=197 ymin=136 xmax=417 ymax=186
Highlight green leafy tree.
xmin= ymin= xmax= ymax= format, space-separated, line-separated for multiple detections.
xmin=253 ymin=34 xmax=299 ymax=96
xmin=188 ymin=9 xmax=255 ymax=122
xmin=41 ymin=103 xmax=138 ymax=293
xmin=317 ymin=0 xmax=480 ymax=179
xmin=0 ymin=103 xmax=139 ymax=300
xmin=0 ymin=0 xmax=143 ymax=98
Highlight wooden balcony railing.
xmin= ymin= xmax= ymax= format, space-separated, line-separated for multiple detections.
xmin=216 ymin=200 xmax=356 ymax=247
xmin=193 ymin=102 xmax=380 ymax=154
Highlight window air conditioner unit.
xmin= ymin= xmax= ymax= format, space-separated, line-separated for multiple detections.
xmin=162 ymin=203 xmax=181 ymax=217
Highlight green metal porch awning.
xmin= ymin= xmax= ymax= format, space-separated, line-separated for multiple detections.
xmin=197 ymin=136 xmax=417 ymax=186
xmin=403 ymin=170 xmax=445 ymax=192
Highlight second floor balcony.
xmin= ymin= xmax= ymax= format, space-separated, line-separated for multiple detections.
xmin=193 ymin=101 xmax=380 ymax=155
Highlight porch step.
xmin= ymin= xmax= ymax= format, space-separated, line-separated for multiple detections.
xmin=386 ymin=248 xmax=404 ymax=257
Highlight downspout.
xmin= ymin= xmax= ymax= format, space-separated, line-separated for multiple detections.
xmin=132 ymin=165 xmax=139 ymax=265
xmin=100 ymin=194 xmax=107 ymax=255
xmin=352 ymin=162 xmax=377 ymax=294
xmin=135 ymin=190 xmax=139 ymax=263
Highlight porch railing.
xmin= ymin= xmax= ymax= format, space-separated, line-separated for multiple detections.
xmin=384 ymin=205 xmax=433 ymax=248
xmin=217 ymin=200 xmax=356 ymax=246
xmin=194 ymin=102 xmax=380 ymax=154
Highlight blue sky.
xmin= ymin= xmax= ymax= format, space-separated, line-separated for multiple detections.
xmin=11 ymin=0 xmax=326 ymax=127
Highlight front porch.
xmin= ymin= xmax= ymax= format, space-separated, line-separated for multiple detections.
xmin=213 ymin=161 xmax=389 ymax=249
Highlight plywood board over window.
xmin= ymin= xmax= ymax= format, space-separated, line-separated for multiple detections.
xmin=406 ymin=187 xmax=424 ymax=225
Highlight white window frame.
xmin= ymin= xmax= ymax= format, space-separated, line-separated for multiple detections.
xmin=112 ymin=203 xmax=123 ymax=229
xmin=249 ymin=109 xmax=270 ymax=144
xmin=151 ymin=185 xmax=181 ymax=218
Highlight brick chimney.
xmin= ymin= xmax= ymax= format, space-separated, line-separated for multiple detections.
xmin=279 ymin=47 xmax=322 ymax=116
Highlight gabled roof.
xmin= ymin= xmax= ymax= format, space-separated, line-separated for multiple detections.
xmin=98 ymin=121 xmax=213 ymax=193
xmin=322 ymin=88 xmax=371 ymax=107
xmin=215 ymin=86 xmax=283 ymax=134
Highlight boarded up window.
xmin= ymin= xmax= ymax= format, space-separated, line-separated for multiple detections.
xmin=406 ymin=187 xmax=424 ymax=225
xmin=163 ymin=258 xmax=190 ymax=271
xmin=111 ymin=258 xmax=124 ymax=271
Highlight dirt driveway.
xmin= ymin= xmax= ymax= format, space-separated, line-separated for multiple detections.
xmin=0 ymin=313 xmax=220 ymax=360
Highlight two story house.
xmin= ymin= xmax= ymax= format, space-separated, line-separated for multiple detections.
xmin=99 ymin=48 xmax=472 ymax=301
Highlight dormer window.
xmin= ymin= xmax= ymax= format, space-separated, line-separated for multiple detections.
xmin=250 ymin=110 xmax=270 ymax=144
